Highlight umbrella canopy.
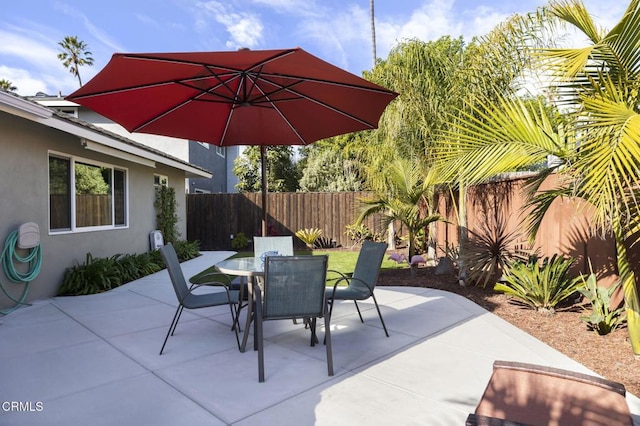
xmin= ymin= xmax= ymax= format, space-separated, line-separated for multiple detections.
xmin=67 ymin=47 xmax=398 ymax=235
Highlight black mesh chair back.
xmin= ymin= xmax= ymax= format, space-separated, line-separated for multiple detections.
xmin=255 ymin=255 xmax=333 ymax=382
xmin=351 ymin=240 xmax=387 ymax=296
xmin=262 ymin=256 xmax=327 ymax=319
xmin=162 ymin=243 xmax=190 ymax=304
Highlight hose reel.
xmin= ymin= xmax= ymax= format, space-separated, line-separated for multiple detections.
xmin=0 ymin=222 xmax=43 ymax=315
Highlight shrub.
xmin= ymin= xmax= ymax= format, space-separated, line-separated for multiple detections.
xmin=495 ymin=254 xmax=583 ymax=314
xmin=295 ymin=228 xmax=323 ymax=249
xmin=116 ymin=252 xmax=163 ymax=281
xmin=172 ymin=240 xmax=200 ymax=261
xmin=314 ymin=236 xmax=335 ymax=249
xmin=58 ymin=253 xmax=122 ymax=296
xmin=439 ymin=242 xmax=459 ymax=268
xmin=231 ymin=232 xmax=249 ymax=250
xmin=344 ymin=223 xmax=383 ymax=247
xmin=460 ymin=212 xmax=529 ymax=287
xmin=59 ymin=245 xmax=177 ymax=296
xmin=154 ymin=186 xmax=180 ymax=244
xmin=578 ymin=273 xmax=626 ymax=335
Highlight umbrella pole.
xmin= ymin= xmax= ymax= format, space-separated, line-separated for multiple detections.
xmin=261 ymin=146 xmax=267 ymax=236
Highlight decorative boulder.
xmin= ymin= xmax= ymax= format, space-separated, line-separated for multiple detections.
xmin=435 ymin=257 xmax=454 ymax=275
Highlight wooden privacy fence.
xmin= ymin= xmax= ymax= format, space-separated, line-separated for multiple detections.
xmin=434 ymin=173 xmax=621 ymax=288
xmin=187 ymin=191 xmax=381 ymax=250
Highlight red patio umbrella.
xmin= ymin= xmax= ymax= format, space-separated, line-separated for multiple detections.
xmin=67 ymin=47 xmax=397 ymax=236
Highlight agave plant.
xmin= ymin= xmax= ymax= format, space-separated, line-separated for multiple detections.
xmin=295 ymin=228 xmax=323 ymax=249
xmin=495 ymin=254 xmax=582 ymax=314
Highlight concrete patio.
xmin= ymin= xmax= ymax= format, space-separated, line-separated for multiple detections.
xmin=1 ymin=251 xmax=639 ymax=425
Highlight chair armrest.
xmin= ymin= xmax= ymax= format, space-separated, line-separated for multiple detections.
xmin=466 ymin=414 xmax=530 ymax=426
xmin=326 ymin=269 xmax=349 ymax=283
xmin=326 ymin=275 xmax=374 ymax=301
xmin=189 ymin=271 xmax=233 ymax=288
xmin=493 ymin=361 xmax=627 ymax=396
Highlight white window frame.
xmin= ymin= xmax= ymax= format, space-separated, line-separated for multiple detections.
xmin=55 ymin=107 xmax=78 ymax=118
xmin=216 ymin=146 xmax=226 ymax=158
xmin=48 ymin=150 xmax=129 ymax=234
xmin=154 ymin=174 xmax=169 ymax=187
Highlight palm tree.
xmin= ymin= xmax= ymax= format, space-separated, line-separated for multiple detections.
xmin=360 ymin=30 xmax=531 ymax=279
xmin=355 ymin=158 xmax=441 ymax=266
xmin=0 ymin=79 xmax=17 ymax=92
xmin=434 ymin=0 xmax=640 ymax=355
xmin=57 ymin=36 xmax=94 ymax=87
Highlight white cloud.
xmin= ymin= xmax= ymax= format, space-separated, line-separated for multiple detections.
xmin=194 ymin=1 xmax=264 ymax=49
xmin=292 ymin=5 xmax=371 ymax=70
xmin=250 ymin=0 xmax=320 ymax=17
xmin=0 ymin=25 xmax=80 ymax=95
xmin=0 ymin=27 xmax=61 ymax=70
xmin=54 ymin=2 xmax=126 ymax=52
xmin=0 ymin=66 xmax=47 ymax=96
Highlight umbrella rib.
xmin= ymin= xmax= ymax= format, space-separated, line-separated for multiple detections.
xmin=245 ymin=71 xmax=394 ymax=95
xmin=248 ymin=76 xmax=308 ymax=145
xmin=257 ymin=75 xmax=380 ymax=129
xmin=218 ymin=71 xmax=258 ymax=145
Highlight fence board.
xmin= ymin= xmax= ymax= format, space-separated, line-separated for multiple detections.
xmin=187 ymin=191 xmax=380 ymax=250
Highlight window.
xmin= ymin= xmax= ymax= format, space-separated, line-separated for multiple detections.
xmin=49 ymin=153 xmax=128 ymax=232
xmin=55 ymin=107 xmax=78 ymax=117
xmin=196 ymin=141 xmax=210 ymax=149
xmin=216 ymin=146 xmax=226 ymax=158
xmin=154 ymin=174 xmax=168 ymax=187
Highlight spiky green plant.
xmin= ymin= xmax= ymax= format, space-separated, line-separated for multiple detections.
xmin=58 ymin=253 xmax=122 ymax=296
xmin=495 ymin=255 xmax=582 ymax=314
xmin=578 ymin=273 xmax=626 ymax=335
xmin=460 ymin=211 xmax=529 ymax=287
xmin=295 ymin=228 xmax=323 ymax=249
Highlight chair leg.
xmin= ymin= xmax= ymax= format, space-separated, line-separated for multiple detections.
xmin=371 ymin=293 xmax=389 ymax=337
xmin=323 ymin=300 xmax=334 ymax=346
xmin=309 ymin=318 xmax=317 ymax=346
xmin=324 ymin=306 xmax=334 ymax=376
xmin=160 ymin=305 xmax=182 ymax=355
xmin=256 ymin=312 xmax=265 ymax=383
xmin=170 ymin=305 xmax=185 ymax=336
xmin=229 ymin=303 xmax=241 ymax=350
xmin=354 ymin=300 xmax=364 ymax=323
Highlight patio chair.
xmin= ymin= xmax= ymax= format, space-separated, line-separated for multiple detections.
xmin=159 ymin=243 xmax=241 ymax=355
xmin=254 ymin=236 xmax=294 ymax=257
xmin=466 ymin=360 xmax=633 ymax=426
xmin=326 ymin=240 xmax=389 ymax=337
xmin=252 ymin=235 xmax=298 ymax=322
xmin=254 ymin=255 xmax=333 ymax=382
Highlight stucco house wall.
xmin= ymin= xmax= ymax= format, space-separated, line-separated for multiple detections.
xmin=0 ymin=93 xmax=210 ymax=309
xmin=34 ymin=96 xmax=240 ymax=194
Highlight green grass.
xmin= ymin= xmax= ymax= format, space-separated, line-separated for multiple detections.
xmin=191 ymin=249 xmax=406 ymax=284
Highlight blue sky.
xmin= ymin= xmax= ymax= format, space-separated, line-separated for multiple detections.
xmin=0 ymin=0 xmax=626 ymax=96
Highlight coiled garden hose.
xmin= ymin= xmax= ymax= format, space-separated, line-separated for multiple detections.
xmin=0 ymin=229 xmax=42 ymax=315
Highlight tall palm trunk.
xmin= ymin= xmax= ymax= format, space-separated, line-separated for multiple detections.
xmin=370 ymin=0 xmax=376 ymax=68
xmin=613 ymin=215 xmax=640 ymax=356
xmin=457 ymin=179 xmax=469 ymax=285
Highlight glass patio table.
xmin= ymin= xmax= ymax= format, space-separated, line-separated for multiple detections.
xmin=215 ymin=257 xmax=264 ymax=352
